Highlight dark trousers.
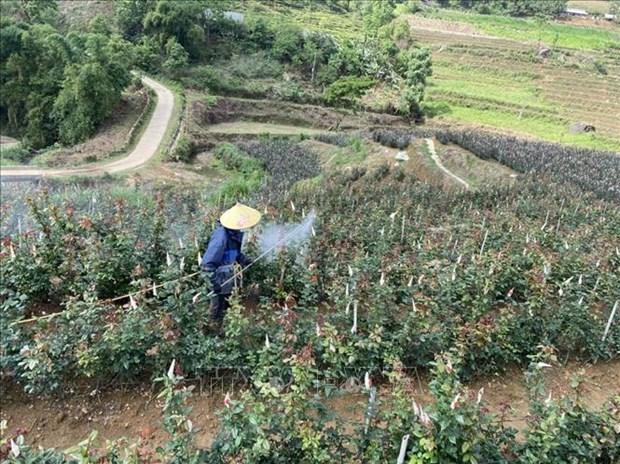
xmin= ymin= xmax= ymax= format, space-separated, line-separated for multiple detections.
xmin=210 ymin=293 xmax=230 ymax=322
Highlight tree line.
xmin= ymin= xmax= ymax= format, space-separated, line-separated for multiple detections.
xmin=0 ymin=0 xmax=134 ymax=149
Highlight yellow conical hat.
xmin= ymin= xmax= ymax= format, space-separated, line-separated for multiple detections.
xmin=220 ymin=203 xmax=261 ymax=230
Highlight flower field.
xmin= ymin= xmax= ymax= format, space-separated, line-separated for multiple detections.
xmin=1 ymin=131 xmax=619 ymax=461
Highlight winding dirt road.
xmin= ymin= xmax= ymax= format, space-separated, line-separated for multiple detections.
xmin=0 ymin=76 xmax=174 ymax=180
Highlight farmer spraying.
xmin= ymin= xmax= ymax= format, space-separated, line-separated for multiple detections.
xmin=200 ymin=203 xmax=261 ymax=329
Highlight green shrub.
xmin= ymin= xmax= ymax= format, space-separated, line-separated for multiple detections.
xmin=170 ymin=135 xmax=196 ymax=163
xmin=181 ymin=65 xmax=270 ymax=98
xmin=271 ymin=25 xmax=304 ymax=63
xmin=224 ymin=52 xmax=283 ymax=79
xmin=324 ymin=75 xmax=376 ymax=106
xmin=0 ymin=146 xmax=32 ymax=164
xmin=213 ymin=143 xmax=263 ymax=174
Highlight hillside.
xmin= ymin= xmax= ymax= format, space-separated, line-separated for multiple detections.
xmin=1 ymin=1 xmax=620 ymax=462
xmin=242 ymin=2 xmax=620 ymax=151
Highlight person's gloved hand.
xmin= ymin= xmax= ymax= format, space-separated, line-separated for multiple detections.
xmin=238 ymin=253 xmax=251 ymax=267
xmin=205 ymin=271 xmax=221 ymax=293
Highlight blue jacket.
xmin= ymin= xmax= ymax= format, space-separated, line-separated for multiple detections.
xmin=200 ymin=224 xmax=248 ymax=272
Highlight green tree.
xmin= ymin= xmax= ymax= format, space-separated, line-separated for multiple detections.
xmin=0 ymin=0 xmax=58 ymax=24
xmin=115 ymin=0 xmax=155 ymax=40
xmin=53 ymin=33 xmax=134 ymax=144
xmin=163 ymin=36 xmax=189 ymax=74
xmin=1 ymin=22 xmax=69 ymax=147
xmin=360 ymin=0 xmax=395 ymax=36
xmin=143 ymin=0 xmax=207 ymax=59
xmin=398 ymin=47 xmax=432 ymax=120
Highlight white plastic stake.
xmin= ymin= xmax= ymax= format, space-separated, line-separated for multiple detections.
xmin=479 ymin=230 xmax=488 ymax=257
xmin=351 ymin=301 xmax=358 ymax=334
xmin=602 ymin=301 xmax=618 ymax=342
xmin=397 ymin=434 xmax=410 ymax=464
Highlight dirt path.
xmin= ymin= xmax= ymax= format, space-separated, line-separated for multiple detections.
xmin=0 ymin=76 xmax=174 ymax=179
xmin=425 ymin=138 xmax=471 ymax=190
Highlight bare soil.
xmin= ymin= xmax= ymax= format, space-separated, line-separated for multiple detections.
xmin=58 ymin=1 xmax=114 ymax=30
xmin=2 ymin=360 xmax=618 ymax=452
xmin=434 ymin=140 xmax=518 ymax=188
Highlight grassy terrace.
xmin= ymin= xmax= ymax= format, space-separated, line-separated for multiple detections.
xmin=417 ymin=9 xmax=620 ymax=51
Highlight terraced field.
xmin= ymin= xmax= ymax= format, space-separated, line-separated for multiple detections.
xmin=408 ymin=24 xmax=620 ymax=151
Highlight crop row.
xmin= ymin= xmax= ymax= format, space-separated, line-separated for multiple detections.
xmin=427 ymin=90 xmax=563 ymax=120
xmin=431 ymin=50 xmax=620 ymax=82
xmin=397 ymin=127 xmax=620 ymax=198
xmin=2 ymin=165 xmax=619 ymax=396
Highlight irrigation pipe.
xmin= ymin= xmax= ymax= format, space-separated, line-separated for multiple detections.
xmin=11 ymin=220 xmax=311 ymax=326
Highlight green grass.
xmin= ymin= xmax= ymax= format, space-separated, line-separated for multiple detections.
xmin=438 ymin=105 xmax=620 ymax=152
xmin=419 ymin=9 xmax=620 ymax=50
xmin=238 ymin=0 xmax=360 ymax=40
xmin=428 ymin=76 xmax=548 ymax=109
xmin=328 ymin=139 xmax=369 ymax=167
xmin=223 ymin=3 xmax=620 ymax=153
xmin=433 ymin=62 xmax=539 ymax=83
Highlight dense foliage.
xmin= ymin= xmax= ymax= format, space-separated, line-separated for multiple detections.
xmin=166 ymin=2 xmax=432 ymax=117
xmin=2 ymin=164 xmax=618 ymax=395
xmin=0 ymin=2 xmax=134 ymax=148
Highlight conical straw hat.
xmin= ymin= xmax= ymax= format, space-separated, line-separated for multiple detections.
xmin=220 ymin=203 xmax=262 ymax=230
